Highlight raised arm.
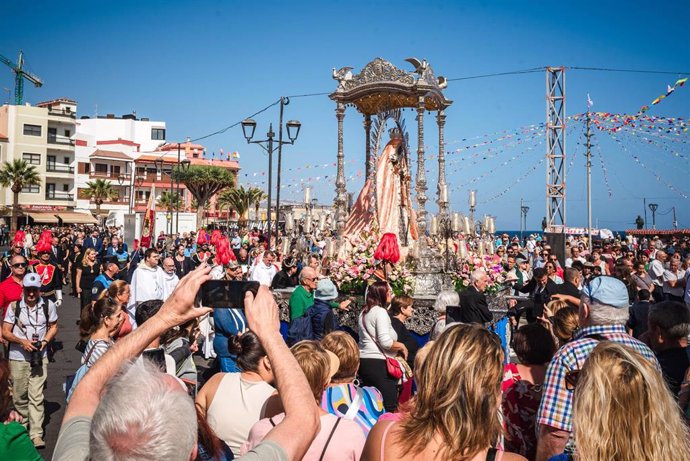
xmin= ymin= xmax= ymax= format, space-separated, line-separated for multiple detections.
xmin=244 ymin=286 xmax=320 ymax=461
xmin=62 ymin=264 xmax=213 ymax=423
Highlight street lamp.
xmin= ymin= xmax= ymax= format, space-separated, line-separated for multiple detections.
xmin=242 ymin=112 xmax=301 ymax=245
xmin=175 ymin=137 xmax=191 ymax=234
xmin=648 ymin=203 xmax=658 ymax=230
xmin=520 ymin=202 xmax=530 ymax=243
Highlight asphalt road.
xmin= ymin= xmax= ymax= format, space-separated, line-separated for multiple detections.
xmin=40 ymin=289 xmax=83 ymax=460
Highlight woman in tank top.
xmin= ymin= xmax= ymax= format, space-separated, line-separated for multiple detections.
xmin=195 ymin=331 xmax=276 ymax=457
xmin=362 ymin=324 xmax=528 ymax=461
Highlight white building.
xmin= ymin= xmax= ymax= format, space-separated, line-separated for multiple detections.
xmin=76 ymin=113 xmax=167 ymax=152
xmin=0 ymin=98 xmax=96 ymax=225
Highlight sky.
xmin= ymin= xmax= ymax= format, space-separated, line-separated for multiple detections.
xmin=2 ymin=0 xmax=689 ymax=230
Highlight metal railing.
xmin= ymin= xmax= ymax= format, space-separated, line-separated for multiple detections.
xmin=46 ymin=164 xmax=74 ymax=174
xmin=45 ymin=190 xmax=74 ymax=201
xmin=47 ymin=134 xmax=75 ymax=146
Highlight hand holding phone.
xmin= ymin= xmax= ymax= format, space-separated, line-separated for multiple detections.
xmin=198 ymin=280 xmax=260 ymax=309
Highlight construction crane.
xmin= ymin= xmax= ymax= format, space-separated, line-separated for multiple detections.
xmin=0 ymin=50 xmax=42 ymax=105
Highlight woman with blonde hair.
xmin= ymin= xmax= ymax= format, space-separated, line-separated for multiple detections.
xmin=321 ymin=331 xmax=385 ymax=435
xmin=363 ymin=323 xmax=527 ymax=461
xmin=244 ymin=340 xmax=366 ymax=460
xmin=562 ymin=341 xmax=690 ymax=461
xmin=75 ymin=247 xmax=100 ymax=310
xmin=549 ymin=306 xmax=579 ymax=347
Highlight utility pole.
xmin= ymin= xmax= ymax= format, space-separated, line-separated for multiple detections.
xmin=643 ymin=198 xmax=648 ymax=229
xmin=585 ymin=111 xmax=593 ymax=253
xmin=672 ymin=206 xmax=677 ymax=229
xmin=520 ymin=198 xmax=524 ymax=242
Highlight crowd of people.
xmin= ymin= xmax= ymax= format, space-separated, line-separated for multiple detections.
xmin=0 ymin=223 xmax=689 ymax=460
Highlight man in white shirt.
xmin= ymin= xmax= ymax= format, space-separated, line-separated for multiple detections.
xmin=564 ymin=246 xmax=586 ymax=268
xmin=662 ymin=258 xmax=686 ymax=302
xmin=128 ymin=248 xmax=165 ymax=326
xmin=648 ymin=250 xmax=667 ymax=303
xmin=161 ymin=257 xmax=180 ymax=301
xmin=2 ymin=273 xmax=58 ymax=447
xmin=249 ymin=251 xmax=277 ymax=286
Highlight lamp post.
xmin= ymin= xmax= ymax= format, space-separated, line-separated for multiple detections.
xmin=520 ymin=201 xmax=530 ymax=243
xmin=176 ymin=137 xmax=191 ymax=235
xmin=242 ymin=115 xmax=301 ymax=246
xmin=648 ymin=203 xmax=658 ymax=230
xmin=117 ymin=173 xmax=131 ymax=215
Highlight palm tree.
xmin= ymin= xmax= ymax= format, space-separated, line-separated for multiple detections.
xmin=251 ymin=188 xmax=267 ymax=221
xmin=83 ymin=179 xmax=116 ymax=216
xmin=216 ymin=186 xmax=257 ymax=229
xmin=0 ymin=159 xmax=41 ymax=235
xmin=157 ymin=191 xmax=182 ymax=213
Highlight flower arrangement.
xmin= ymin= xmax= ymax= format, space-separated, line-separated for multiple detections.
xmin=451 ymin=251 xmax=508 ymax=294
xmin=330 ymin=227 xmax=414 ymax=296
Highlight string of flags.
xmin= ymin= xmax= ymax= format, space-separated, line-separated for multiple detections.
xmin=606 ymin=131 xmax=688 ymax=199
xmin=479 ymin=157 xmax=546 ymax=205
xmin=640 ymin=77 xmax=687 ymax=114
xmin=594 ymin=143 xmax=614 ymax=199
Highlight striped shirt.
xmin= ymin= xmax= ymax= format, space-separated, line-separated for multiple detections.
xmin=537 ymin=324 xmax=659 ymax=432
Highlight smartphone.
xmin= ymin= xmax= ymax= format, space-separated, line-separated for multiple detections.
xmin=198 ymin=280 xmax=260 ymax=309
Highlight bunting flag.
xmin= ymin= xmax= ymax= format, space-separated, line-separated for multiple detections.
xmin=639 ymin=77 xmax=688 ymax=114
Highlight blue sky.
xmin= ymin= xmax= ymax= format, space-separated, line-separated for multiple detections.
xmin=2 ymin=0 xmax=688 ymax=229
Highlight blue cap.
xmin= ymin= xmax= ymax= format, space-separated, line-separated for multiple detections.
xmin=315 ymin=278 xmax=339 ymax=301
xmin=583 ymin=276 xmax=630 ymax=309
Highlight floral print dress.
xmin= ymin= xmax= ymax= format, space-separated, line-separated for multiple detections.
xmin=501 ymin=363 xmax=543 ymax=460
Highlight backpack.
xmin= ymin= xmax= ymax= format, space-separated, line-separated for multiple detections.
xmin=310 ymin=299 xmax=338 ymax=341
xmin=12 ymin=298 xmax=50 ymax=331
xmin=287 ymin=314 xmax=314 ymax=346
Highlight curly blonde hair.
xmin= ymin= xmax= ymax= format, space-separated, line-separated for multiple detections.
xmin=573 ymin=342 xmax=690 ymax=460
xmin=397 ymin=323 xmax=503 ymax=460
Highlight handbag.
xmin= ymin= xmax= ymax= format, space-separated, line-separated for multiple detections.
xmin=361 ymin=310 xmax=403 ymax=380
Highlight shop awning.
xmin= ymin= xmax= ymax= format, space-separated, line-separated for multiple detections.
xmin=25 ymin=212 xmax=59 ymax=223
xmin=57 ymin=211 xmax=98 ymax=224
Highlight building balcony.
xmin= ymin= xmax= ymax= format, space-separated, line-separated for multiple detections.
xmin=88 ymin=172 xmax=132 ymax=181
xmin=47 ymin=107 xmax=77 ymax=119
xmin=46 ymin=191 xmax=74 ymax=201
xmin=47 ymin=135 xmax=75 ymax=150
xmin=47 ymin=163 xmax=75 ymax=174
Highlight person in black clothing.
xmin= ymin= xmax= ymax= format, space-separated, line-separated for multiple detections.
xmin=68 ymin=243 xmax=82 ymax=296
xmin=173 ymin=244 xmax=195 ymax=280
xmin=514 ymin=267 xmax=559 ymax=323
xmin=271 ymin=256 xmax=298 ymax=289
xmin=647 ymin=300 xmax=690 ymax=398
xmin=626 ymin=289 xmax=652 ymax=339
xmin=389 ymin=295 xmax=419 ymax=368
xmin=456 ymin=269 xmax=493 ymax=325
xmin=550 ymin=267 xmax=582 ymax=308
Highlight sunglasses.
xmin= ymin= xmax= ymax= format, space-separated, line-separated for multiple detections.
xmin=12 ymin=263 xmax=28 ymax=268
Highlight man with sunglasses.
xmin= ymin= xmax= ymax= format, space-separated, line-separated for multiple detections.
xmin=535 ymin=276 xmax=658 ymax=461
xmin=2 ymin=272 xmax=59 ymax=448
xmin=0 ymin=255 xmax=29 ymax=354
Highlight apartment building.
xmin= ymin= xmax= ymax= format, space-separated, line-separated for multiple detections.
xmin=0 ymin=98 xmax=96 ymax=224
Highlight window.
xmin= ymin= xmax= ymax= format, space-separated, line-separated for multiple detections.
xmin=112 ymin=165 xmax=121 ymax=175
xmin=47 ymin=155 xmax=56 ymax=166
xmin=64 ymin=129 xmax=71 ymax=137
xmin=22 ymin=184 xmax=40 ymax=193
xmin=64 ymin=157 xmax=70 ymax=164
xmin=95 ymin=163 xmax=108 ymax=174
xmin=22 ymin=153 xmax=41 ymax=165
xmin=151 ymin=128 xmax=166 ymax=140
xmin=63 ymin=184 xmax=69 ymax=192
xmin=23 ymin=124 xmax=42 ymax=136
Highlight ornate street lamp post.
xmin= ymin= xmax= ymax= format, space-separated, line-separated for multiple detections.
xmin=242 ymin=115 xmax=301 ymax=245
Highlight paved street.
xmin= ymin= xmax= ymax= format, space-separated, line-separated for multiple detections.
xmin=39 ymin=290 xmax=83 ymax=459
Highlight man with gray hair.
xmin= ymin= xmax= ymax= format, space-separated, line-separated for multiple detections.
xmin=535 ymin=276 xmax=659 ymax=461
xmin=648 ymin=249 xmax=668 ymax=302
xmin=456 ymin=268 xmax=493 ymax=325
xmin=53 ymin=264 xmax=321 ymax=461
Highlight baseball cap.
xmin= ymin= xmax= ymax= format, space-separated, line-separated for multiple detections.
xmin=582 ymin=276 xmax=629 ymax=309
xmin=23 ymin=273 xmax=42 ymax=289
